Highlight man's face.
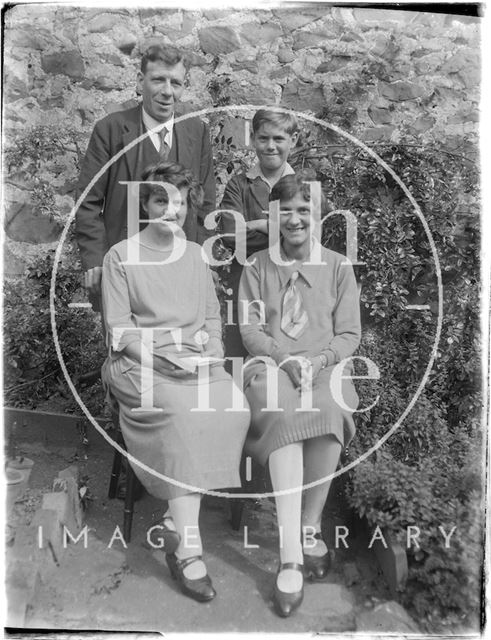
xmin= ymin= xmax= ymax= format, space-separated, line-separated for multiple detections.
xmin=251 ymin=123 xmax=298 ymax=174
xmin=137 ymin=60 xmax=186 ymax=122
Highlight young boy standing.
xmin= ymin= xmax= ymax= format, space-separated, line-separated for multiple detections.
xmin=219 ymin=109 xmax=299 ymax=360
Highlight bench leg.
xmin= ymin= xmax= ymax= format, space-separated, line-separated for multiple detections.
xmin=108 ymin=447 xmax=123 ymax=499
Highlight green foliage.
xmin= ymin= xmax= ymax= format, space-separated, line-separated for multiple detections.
xmin=348 ymin=441 xmax=483 ymax=628
xmin=4 ymin=246 xmax=106 ymax=415
xmin=5 ymin=123 xmax=83 ymax=226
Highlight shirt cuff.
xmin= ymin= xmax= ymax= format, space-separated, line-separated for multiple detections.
xmin=321 ymin=349 xmax=337 ymax=367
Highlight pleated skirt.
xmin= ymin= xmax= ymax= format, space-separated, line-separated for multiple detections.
xmin=103 ymin=355 xmax=250 ymax=500
xmin=243 ymin=359 xmax=358 ymax=467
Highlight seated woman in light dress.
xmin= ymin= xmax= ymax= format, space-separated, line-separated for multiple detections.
xmin=102 ymin=162 xmax=250 ymax=603
xmin=238 ymin=173 xmax=361 ymax=617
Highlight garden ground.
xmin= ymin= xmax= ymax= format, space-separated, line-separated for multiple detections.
xmin=5 ymin=421 xmax=424 ymax=634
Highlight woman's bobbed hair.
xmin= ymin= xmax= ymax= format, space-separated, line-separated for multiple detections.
xmin=139 ymin=161 xmax=204 ymax=215
xmin=270 ymin=169 xmax=317 ymax=203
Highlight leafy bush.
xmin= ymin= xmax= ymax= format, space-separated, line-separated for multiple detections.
xmin=348 ymin=440 xmax=483 ymax=629
xmin=4 ymin=245 xmax=106 ymax=415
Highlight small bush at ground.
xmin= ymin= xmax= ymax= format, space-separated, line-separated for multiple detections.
xmin=4 ymin=244 xmax=106 ymax=416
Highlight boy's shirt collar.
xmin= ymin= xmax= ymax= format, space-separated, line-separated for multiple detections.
xmin=246 ymin=161 xmax=294 ymax=190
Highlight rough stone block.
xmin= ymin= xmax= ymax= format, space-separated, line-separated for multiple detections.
xmin=240 ymin=22 xmax=283 ymax=46
xmin=440 ymin=50 xmax=478 ymax=74
xmin=282 ymin=78 xmax=326 ymax=112
xmin=8 ymin=27 xmax=53 ymax=50
xmin=270 ymin=65 xmax=293 ymax=81
xmin=367 ymin=104 xmax=393 ymax=125
xmin=278 ymin=47 xmax=295 ymax=64
xmin=409 ymin=115 xmax=436 ymax=134
xmin=4 ymin=73 xmax=28 ymax=102
xmin=185 ymin=51 xmax=209 ymax=67
xmin=371 ymin=34 xmax=400 ymax=61
xmin=356 ymin=600 xmax=419 ymax=633
xmin=378 ymin=80 xmax=428 ymax=101
xmin=53 ymin=474 xmax=84 ymax=532
xmin=316 ymin=56 xmax=352 ymax=73
xmin=292 ymin=31 xmax=328 ymax=51
xmin=218 ymin=117 xmax=249 ymax=148
xmin=198 ymin=26 xmax=241 ymax=56
xmin=41 ymin=50 xmax=85 ymax=79
xmin=87 ymin=13 xmax=124 ymax=33
xmin=231 ymin=59 xmax=259 ymax=74
xmin=58 ymin=465 xmax=79 ymax=482
xmin=100 ymin=51 xmax=124 ymax=67
xmin=414 ymin=52 xmax=445 ymax=74
xmin=274 ymin=9 xmax=326 ymax=32
xmin=371 ymin=530 xmax=408 ymax=596
xmin=4 ymin=197 xmax=42 ymax=244
xmin=115 ymin=32 xmax=137 ymax=55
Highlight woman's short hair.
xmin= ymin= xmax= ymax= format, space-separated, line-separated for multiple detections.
xmin=140 ymin=162 xmax=204 ymax=213
xmin=270 ymin=170 xmax=330 ymax=216
xmin=251 ymin=109 xmax=299 ymax=136
xmin=270 ymin=169 xmax=318 ymax=203
xmin=141 ymin=44 xmax=188 ymax=73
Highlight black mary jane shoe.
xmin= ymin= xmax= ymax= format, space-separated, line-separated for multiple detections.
xmin=166 ymin=553 xmax=216 ymax=603
xmin=303 ymin=532 xmax=331 ymax=582
xmin=272 ymin=562 xmax=304 ymax=618
xmin=148 ymin=515 xmax=181 ymax=554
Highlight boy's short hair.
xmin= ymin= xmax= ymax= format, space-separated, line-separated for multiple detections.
xmin=139 ymin=162 xmax=204 ymax=215
xmin=270 ymin=169 xmax=327 ymax=212
xmin=141 ymin=44 xmax=188 ymax=73
xmin=251 ymin=109 xmax=299 ymax=136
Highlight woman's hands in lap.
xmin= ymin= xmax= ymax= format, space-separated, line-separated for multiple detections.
xmin=280 ymin=356 xmax=324 ymax=391
xmin=154 ymin=356 xmax=197 ymax=379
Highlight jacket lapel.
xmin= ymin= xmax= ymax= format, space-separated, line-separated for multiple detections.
xmin=121 ymin=106 xmax=144 ymax=177
xmin=173 ymin=108 xmax=193 ymax=168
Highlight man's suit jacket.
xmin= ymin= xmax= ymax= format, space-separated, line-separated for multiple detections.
xmin=76 ymin=103 xmax=215 ymax=272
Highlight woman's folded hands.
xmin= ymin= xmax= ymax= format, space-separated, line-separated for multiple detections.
xmin=200 ymin=336 xmax=225 ymax=361
xmin=271 ymin=350 xmax=324 ymax=391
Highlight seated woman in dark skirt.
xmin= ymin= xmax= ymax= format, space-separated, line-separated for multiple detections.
xmin=102 ymin=162 xmax=250 ymax=603
xmin=238 ymin=173 xmax=361 ymax=617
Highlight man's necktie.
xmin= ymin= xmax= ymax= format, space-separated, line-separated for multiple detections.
xmin=158 ymin=128 xmax=170 ymax=160
xmin=281 ymin=271 xmax=308 ymax=340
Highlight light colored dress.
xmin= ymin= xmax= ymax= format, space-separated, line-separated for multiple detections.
xmin=102 ymin=235 xmax=250 ymax=499
xmin=238 ymin=242 xmax=361 ymax=466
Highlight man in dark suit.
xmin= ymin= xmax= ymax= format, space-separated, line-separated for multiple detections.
xmin=76 ymin=44 xmax=215 ymax=308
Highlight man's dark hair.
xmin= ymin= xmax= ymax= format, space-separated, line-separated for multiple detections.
xmin=140 ymin=45 xmax=188 ymax=74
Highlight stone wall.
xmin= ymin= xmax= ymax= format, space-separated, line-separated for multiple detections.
xmin=3 ymin=5 xmax=480 ymax=275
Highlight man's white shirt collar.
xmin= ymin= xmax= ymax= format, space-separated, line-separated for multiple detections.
xmin=142 ymin=107 xmax=174 ymax=151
